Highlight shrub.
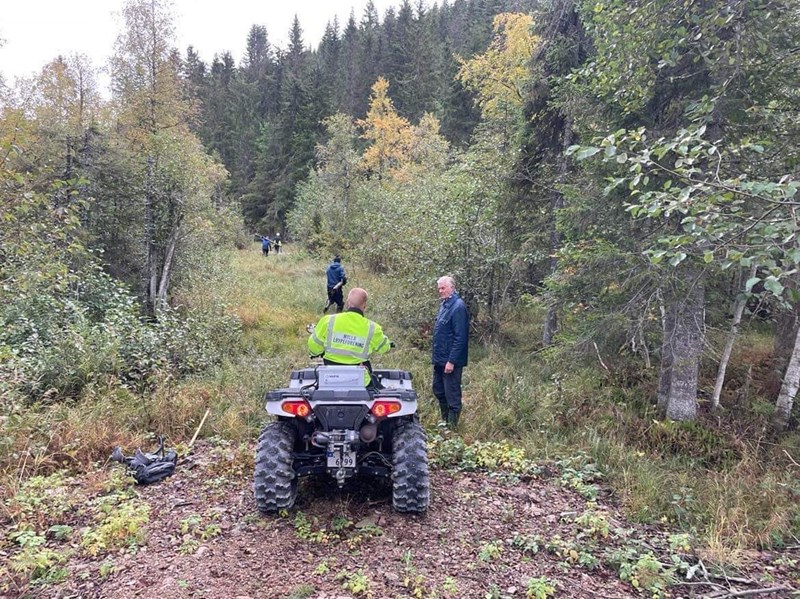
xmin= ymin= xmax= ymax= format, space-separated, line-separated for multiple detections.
xmin=0 ymin=259 xmax=241 ymax=402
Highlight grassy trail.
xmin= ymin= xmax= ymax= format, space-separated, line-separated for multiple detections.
xmin=226 ymin=247 xmax=800 ymax=554
xmin=225 ymin=244 xmax=441 ymax=428
xmin=2 ymin=245 xmax=799 ymax=597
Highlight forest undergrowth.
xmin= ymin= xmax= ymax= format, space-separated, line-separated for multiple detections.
xmin=2 ymin=244 xmax=799 ymax=571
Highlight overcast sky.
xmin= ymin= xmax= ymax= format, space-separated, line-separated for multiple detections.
xmin=0 ymin=0 xmax=399 ymax=83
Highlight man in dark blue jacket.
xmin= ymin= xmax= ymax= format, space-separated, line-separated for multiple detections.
xmin=323 ymin=255 xmax=347 ymax=313
xmin=432 ymin=275 xmax=469 ymax=428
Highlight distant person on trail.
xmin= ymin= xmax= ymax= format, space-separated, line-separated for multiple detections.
xmin=323 ymin=255 xmax=347 ymax=313
xmin=432 ymin=275 xmax=469 ymax=428
xmin=261 ymin=236 xmax=271 ymax=257
xmin=308 ymin=287 xmax=393 ymax=387
xmin=274 ymin=235 xmax=282 ymax=254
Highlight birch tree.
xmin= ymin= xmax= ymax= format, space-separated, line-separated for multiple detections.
xmin=774 ymin=326 xmax=800 ymax=430
xmin=110 ymin=0 xmax=224 ymax=311
xmin=570 ymin=0 xmax=800 ymax=420
xmin=711 ymin=264 xmax=757 ymax=410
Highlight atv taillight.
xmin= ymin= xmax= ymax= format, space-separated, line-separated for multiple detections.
xmin=371 ymin=400 xmax=402 ymax=418
xmin=282 ymin=400 xmax=312 ymax=417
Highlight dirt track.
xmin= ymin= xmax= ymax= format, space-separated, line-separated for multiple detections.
xmin=14 ymin=440 xmax=797 ymax=599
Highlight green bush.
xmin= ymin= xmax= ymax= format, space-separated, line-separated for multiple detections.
xmin=0 ymin=258 xmax=241 ymax=403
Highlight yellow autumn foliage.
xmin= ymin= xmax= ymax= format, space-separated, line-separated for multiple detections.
xmin=457 ymin=13 xmax=538 ymax=119
xmin=357 ymin=77 xmax=450 ymax=183
xmin=357 ymin=77 xmax=414 ymax=180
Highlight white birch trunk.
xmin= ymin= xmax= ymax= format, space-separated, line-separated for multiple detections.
xmin=156 ymin=218 xmax=181 ymax=311
xmin=711 ymin=264 xmax=757 ymax=410
xmin=665 ymin=277 xmax=705 ymax=422
xmin=774 ymin=324 xmax=800 ymax=431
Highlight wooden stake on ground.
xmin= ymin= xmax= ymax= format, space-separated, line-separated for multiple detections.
xmin=189 ymin=409 xmax=210 ymax=448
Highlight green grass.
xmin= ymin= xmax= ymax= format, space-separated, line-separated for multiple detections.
xmin=2 ymin=242 xmax=799 ymax=562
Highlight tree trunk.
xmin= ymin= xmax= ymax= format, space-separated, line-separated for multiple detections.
xmin=711 ymin=263 xmax=756 ymax=409
xmin=737 ymin=364 xmax=753 ymax=410
xmin=145 ymin=154 xmax=158 ymax=312
xmin=774 ymin=305 xmax=800 ymax=358
xmin=156 ymin=215 xmax=182 ymax=311
xmin=64 ymin=141 xmax=73 ymax=181
xmin=487 ymin=248 xmax=496 ymax=337
xmin=657 ymin=289 xmax=675 ymax=411
xmin=774 ymin=324 xmax=800 ymax=431
xmin=770 ymin=274 xmax=800 ymax=397
xmin=543 ymin=304 xmax=558 ymax=347
xmin=542 ymin=119 xmax=573 ymax=346
xmin=664 ymin=277 xmax=705 ymax=421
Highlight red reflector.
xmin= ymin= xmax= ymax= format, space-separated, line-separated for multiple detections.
xmin=282 ymin=400 xmax=311 ymax=417
xmin=371 ymin=400 xmax=401 ymax=418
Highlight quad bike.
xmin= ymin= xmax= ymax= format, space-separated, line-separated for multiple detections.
xmin=254 ymin=364 xmax=430 ymax=514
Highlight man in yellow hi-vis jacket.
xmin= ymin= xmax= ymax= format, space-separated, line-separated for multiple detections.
xmin=308 ymin=287 xmax=393 ymax=385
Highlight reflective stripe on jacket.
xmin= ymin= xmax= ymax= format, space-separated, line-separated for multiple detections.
xmin=308 ymin=309 xmax=391 ymax=365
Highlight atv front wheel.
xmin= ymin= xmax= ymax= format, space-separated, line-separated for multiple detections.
xmin=391 ymin=421 xmax=430 ymax=513
xmin=254 ymin=421 xmax=297 ymax=513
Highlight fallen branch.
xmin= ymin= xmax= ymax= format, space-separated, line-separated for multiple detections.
xmin=678 ymin=558 xmax=796 ymax=599
xmin=784 ymin=449 xmax=800 ymax=469
xmin=673 ymin=581 xmax=726 ymax=591
xmin=706 ymin=572 xmax=758 ymax=585
xmin=707 ymin=586 xmax=793 ymax=598
xmin=593 ymin=341 xmax=610 ymax=371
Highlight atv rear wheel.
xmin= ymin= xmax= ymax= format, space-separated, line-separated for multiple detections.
xmin=254 ymin=421 xmax=297 ymax=513
xmin=391 ymin=421 xmax=430 ymax=513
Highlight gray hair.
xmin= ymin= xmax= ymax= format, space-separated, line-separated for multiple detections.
xmin=437 ymin=276 xmax=456 ymax=290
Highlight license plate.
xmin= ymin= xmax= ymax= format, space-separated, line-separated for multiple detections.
xmin=327 ymin=450 xmax=356 ymax=468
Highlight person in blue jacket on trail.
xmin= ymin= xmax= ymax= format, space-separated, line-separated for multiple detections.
xmin=261 ymin=236 xmax=271 ymax=256
xmin=432 ymin=275 xmax=469 ymax=428
xmin=323 ymin=255 xmax=347 ymax=313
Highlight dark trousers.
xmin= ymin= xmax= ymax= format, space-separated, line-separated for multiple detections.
xmin=432 ymin=364 xmax=463 ymax=425
xmin=325 ymin=286 xmax=344 ymax=312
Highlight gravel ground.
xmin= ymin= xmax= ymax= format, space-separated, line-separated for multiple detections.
xmin=9 ymin=440 xmax=797 ymax=599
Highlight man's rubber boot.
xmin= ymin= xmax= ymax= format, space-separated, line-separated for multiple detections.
xmin=447 ymin=410 xmax=460 ymax=429
xmin=438 ymin=403 xmax=449 ymax=423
